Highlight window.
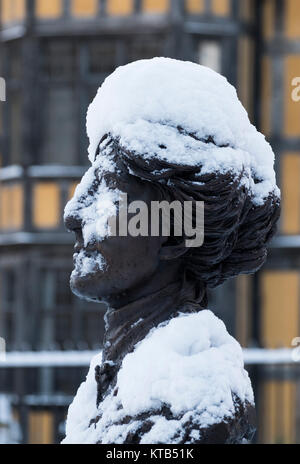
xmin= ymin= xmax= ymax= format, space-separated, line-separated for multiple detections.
xmin=55 ymin=271 xmax=72 ymax=306
xmin=88 ymin=40 xmax=117 ymax=75
xmin=197 ymin=40 xmax=222 ymax=74
xmin=82 ymin=310 xmax=103 ymax=349
xmin=207 ymin=277 xmax=236 ymax=337
xmin=9 ymin=90 xmax=22 ymax=165
xmin=37 ymin=267 xmax=104 ymax=350
xmin=44 ymin=41 xmax=76 ymax=79
xmin=38 ymin=36 xmax=165 ymax=166
xmin=41 ymin=87 xmax=78 ymax=165
xmin=9 ymin=41 xmax=22 ymax=80
xmin=5 ymin=269 xmax=16 ymax=306
xmin=1 ymin=40 xmax=23 ymax=166
xmin=128 ymin=37 xmax=163 ymax=63
xmin=0 ymin=268 xmax=17 ymax=350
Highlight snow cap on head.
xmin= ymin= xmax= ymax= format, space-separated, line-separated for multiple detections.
xmin=86 ymin=57 xmax=279 ymax=205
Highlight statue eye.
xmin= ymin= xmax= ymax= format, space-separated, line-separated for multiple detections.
xmin=94 ymin=134 xmax=110 ymax=162
xmin=94 ymin=143 xmax=101 ymax=162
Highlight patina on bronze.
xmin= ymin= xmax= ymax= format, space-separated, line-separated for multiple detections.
xmin=64 ymin=131 xmax=280 ymax=444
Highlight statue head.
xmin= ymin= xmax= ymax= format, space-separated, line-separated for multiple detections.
xmin=64 ymin=58 xmax=280 ymax=308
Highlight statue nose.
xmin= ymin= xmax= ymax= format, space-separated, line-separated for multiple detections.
xmin=64 ymin=213 xmax=82 ymax=233
xmin=73 ymin=225 xmax=84 ymax=253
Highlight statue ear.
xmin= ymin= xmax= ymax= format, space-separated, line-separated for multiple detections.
xmin=159 ymin=242 xmax=190 ymax=261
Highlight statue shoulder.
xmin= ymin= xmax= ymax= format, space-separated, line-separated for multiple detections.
xmin=63 ymin=311 xmax=256 ymax=444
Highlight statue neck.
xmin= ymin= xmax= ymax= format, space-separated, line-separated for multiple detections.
xmin=95 ymin=276 xmax=206 ymax=405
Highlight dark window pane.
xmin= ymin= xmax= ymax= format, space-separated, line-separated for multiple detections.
xmin=9 ymin=41 xmax=22 ymax=80
xmin=10 ymin=90 xmax=22 ymax=165
xmin=42 ymin=87 xmax=77 ymax=165
xmin=37 ymin=267 xmax=104 ymax=349
xmin=56 ymin=271 xmax=72 ymax=307
xmin=88 ymin=40 xmax=117 ymax=75
xmin=207 ymin=278 xmax=236 ymax=337
xmin=5 ymin=270 xmax=16 ymax=306
xmin=4 ymin=312 xmax=14 ymax=349
xmin=128 ymin=38 xmax=163 ymax=62
xmin=44 ymin=41 xmax=76 ymax=79
xmin=0 ymin=269 xmax=16 ymax=350
xmin=54 ymin=367 xmax=87 ymax=395
xmin=55 ymin=314 xmax=73 ymax=347
xmin=82 ymin=311 xmax=102 ymax=349
xmin=39 ymin=269 xmax=73 ymax=348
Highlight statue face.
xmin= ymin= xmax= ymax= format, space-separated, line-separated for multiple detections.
xmin=64 ymin=161 xmax=168 ymax=303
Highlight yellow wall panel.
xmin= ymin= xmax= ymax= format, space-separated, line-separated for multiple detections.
xmin=0 ymin=184 xmax=10 ymax=229
xmin=263 ymin=0 xmax=275 ymax=40
xmin=29 ymin=411 xmax=54 ymax=444
xmin=2 ymin=0 xmax=26 ymax=22
xmin=107 ymin=0 xmax=134 ymax=16
xmin=0 ymin=183 xmax=23 ymax=230
xmin=261 ymin=56 xmax=272 ymax=136
xmin=69 ymin=182 xmax=78 ymax=200
xmin=261 ymin=271 xmax=299 ymax=348
xmin=33 ymin=183 xmax=60 ymax=229
xmin=284 ymin=56 xmax=300 ymax=137
xmin=240 ymin=0 xmax=254 ymax=22
xmin=35 ymin=0 xmax=62 ymax=19
xmin=238 ymin=36 xmax=254 ymax=119
xmin=281 ymin=153 xmax=300 ymax=234
xmin=285 ymin=0 xmax=300 ymax=39
xmin=71 ymin=0 xmax=98 ymax=17
xmin=1 ymin=0 xmax=12 ymax=23
xmin=14 ymin=0 xmax=25 ymax=21
xmin=186 ymin=0 xmax=205 ymax=14
xmin=142 ymin=0 xmax=169 ymax=14
xmin=11 ymin=184 xmax=23 ymax=229
xmin=235 ymin=275 xmax=252 ymax=347
xmin=260 ymin=381 xmax=277 ymax=443
xmin=281 ymin=381 xmax=296 ymax=443
xmin=211 ymin=0 xmax=230 ymax=17
xmin=260 ymin=381 xmax=296 ymax=444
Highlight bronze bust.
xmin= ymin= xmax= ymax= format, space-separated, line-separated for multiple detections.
xmin=62 ymin=58 xmax=280 ymax=444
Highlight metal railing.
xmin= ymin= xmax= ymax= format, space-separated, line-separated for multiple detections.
xmin=0 ymin=348 xmax=299 ymax=367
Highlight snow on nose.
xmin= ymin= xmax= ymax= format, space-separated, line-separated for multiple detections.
xmin=64 ymin=166 xmax=121 ymax=247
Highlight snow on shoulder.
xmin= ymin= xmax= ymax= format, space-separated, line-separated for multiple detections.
xmin=87 ymin=57 xmax=279 ymax=205
xmin=63 ymin=310 xmax=254 ymax=444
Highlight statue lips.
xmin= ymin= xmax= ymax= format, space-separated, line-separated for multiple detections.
xmin=73 ymin=247 xmax=103 ymax=260
xmin=74 ymin=236 xmax=99 ymax=255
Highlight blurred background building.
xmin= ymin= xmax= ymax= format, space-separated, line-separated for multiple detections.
xmin=0 ymin=0 xmax=300 ymax=444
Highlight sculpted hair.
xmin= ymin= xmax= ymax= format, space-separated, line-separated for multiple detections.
xmin=97 ymin=132 xmax=280 ymax=305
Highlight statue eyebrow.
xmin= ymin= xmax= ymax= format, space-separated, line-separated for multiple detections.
xmin=94 ymin=134 xmax=110 ymax=162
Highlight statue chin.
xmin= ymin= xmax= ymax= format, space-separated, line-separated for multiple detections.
xmin=70 ymin=270 xmax=122 ymax=305
xmin=70 ymin=273 xmax=99 ymax=301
